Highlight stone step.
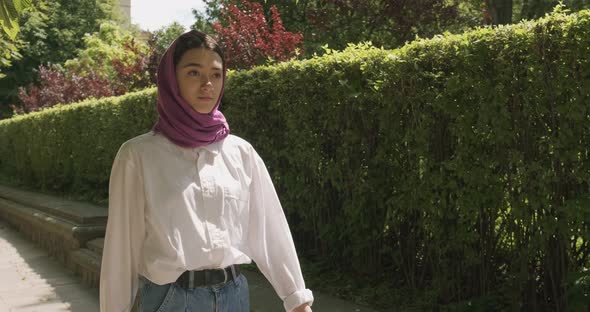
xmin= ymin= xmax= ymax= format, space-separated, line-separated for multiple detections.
xmin=87 ymin=238 xmax=105 ymax=254
xmin=0 ymin=184 xmax=107 ymax=225
xmin=0 ymin=183 xmax=108 ymax=291
xmin=0 ymin=197 xmax=105 ymax=263
xmin=69 ymin=248 xmax=102 ymax=288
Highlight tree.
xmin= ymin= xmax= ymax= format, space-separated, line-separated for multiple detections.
xmin=485 ymin=0 xmax=514 ymax=24
xmin=143 ymin=22 xmax=187 ymax=84
xmin=191 ymin=0 xmax=223 ymax=34
xmin=0 ymin=0 xmax=32 ymax=39
xmin=151 ymin=22 xmax=186 ymax=56
xmin=15 ymin=21 xmax=154 ymax=114
xmin=194 ymin=0 xmax=590 ymax=58
xmin=14 ymin=64 xmax=113 ymax=114
xmin=0 ymin=0 xmax=116 ymax=118
xmin=194 ymin=0 xmax=479 ymax=56
xmin=0 ymin=0 xmax=30 ymax=111
xmin=212 ymin=0 xmax=303 ymax=69
xmin=0 ymin=32 xmax=22 ymax=79
xmin=304 ymin=0 xmax=463 ymax=49
xmin=64 ymin=21 xmax=149 ymax=84
xmin=479 ymin=0 xmax=590 ymax=25
xmin=517 ymin=0 xmax=590 ymax=21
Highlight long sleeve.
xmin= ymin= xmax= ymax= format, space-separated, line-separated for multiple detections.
xmin=100 ymin=143 xmax=146 ymax=312
xmin=246 ymin=148 xmax=314 ymax=312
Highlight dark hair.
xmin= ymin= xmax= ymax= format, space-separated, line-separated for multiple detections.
xmin=173 ymin=31 xmax=225 ymax=67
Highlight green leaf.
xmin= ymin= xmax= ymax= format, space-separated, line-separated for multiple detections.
xmin=13 ymin=0 xmax=33 ymax=12
xmin=0 ymin=0 xmax=32 ymax=40
xmin=0 ymin=18 xmax=19 ymax=40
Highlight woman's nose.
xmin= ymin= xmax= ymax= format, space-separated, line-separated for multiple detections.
xmin=200 ymin=78 xmax=213 ymax=90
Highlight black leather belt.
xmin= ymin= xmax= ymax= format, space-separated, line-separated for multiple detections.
xmin=176 ymin=265 xmax=241 ymax=289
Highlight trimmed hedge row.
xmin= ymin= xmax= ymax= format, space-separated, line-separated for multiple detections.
xmin=0 ymin=90 xmax=158 ymax=201
xmin=1 ymin=8 xmax=589 ymax=309
xmin=226 ymin=8 xmax=590 ymax=310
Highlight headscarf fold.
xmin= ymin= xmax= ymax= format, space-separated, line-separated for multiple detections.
xmin=152 ymin=30 xmax=230 ymax=148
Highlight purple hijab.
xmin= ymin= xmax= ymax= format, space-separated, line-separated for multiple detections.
xmin=152 ymin=30 xmax=230 ymax=148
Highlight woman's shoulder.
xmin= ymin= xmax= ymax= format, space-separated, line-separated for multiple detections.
xmin=121 ymin=131 xmax=157 ymax=146
xmin=223 ymin=134 xmax=253 ymax=149
xmin=220 ymin=134 xmax=259 ymax=160
xmin=125 ymin=131 xmax=158 ymax=144
xmin=116 ymin=131 xmax=161 ymax=156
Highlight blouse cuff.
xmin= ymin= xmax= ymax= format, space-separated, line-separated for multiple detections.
xmin=283 ymin=288 xmax=314 ymax=312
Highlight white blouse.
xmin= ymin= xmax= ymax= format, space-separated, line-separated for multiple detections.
xmin=99 ymin=131 xmax=314 ymax=312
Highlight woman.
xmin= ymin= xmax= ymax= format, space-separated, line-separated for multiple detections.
xmin=99 ymin=30 xmax=313 ymax=312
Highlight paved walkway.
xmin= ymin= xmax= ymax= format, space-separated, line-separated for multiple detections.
xmin=0 ymin=219 xmax=378 ymax=312
xmin=0 ymin=220 xmax=99 ymax=312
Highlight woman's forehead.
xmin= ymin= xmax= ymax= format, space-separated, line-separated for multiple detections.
xmin=177 ymin=48 xmax=223 ymax=67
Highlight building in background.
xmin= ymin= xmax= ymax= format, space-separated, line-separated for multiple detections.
xmin=118 ymin=0 xmax=131 ymax=24
xmin=116 ymin=0 xmax=151 ymax=41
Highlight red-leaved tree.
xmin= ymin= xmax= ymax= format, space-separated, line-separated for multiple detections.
xmin=13 ymin=65 xmax=114 ymax=114
xmin=111 ymin=39 xmax=155 ymax=95
xmin=212 ymin=0 xmax=303 ymax=69
xmin=14 ymin=38 xmax=156 ymax=115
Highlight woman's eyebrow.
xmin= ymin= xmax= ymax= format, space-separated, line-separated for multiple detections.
xmin=183 ymin=63 xmax=222 ymax=71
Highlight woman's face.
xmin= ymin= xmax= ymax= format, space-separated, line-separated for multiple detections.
xmin=175 ymin=48 xmax=224 ymax=114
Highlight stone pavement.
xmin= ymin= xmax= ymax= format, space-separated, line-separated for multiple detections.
xmin=0 ymin=218 xmax=378 ymax=312
xmin=0 ymin=220 xmax=99 ymax=312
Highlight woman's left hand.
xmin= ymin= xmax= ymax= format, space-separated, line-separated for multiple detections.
xmin=292 ymin=303 xmax=312 ymax=312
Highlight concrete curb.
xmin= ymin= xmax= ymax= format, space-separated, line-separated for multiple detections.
xmin=0 ymin=183 xmax=108 ymax=289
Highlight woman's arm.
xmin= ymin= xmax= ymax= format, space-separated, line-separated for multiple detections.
xmin=100 ymin=143 xmax=146 ymax=312
xmin=246 ymin=147 xmax=314 ymax=312
xmin=293 ymin=303 xmax=313 ymax=312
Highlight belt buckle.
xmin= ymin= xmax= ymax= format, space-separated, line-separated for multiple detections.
xmin=210 ymin=268 xmax=228 ymax=286
xmin=219 ymin=267 xmax=228 ymax=284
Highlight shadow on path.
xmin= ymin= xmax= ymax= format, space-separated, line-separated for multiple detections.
xmin=0 ymin=220 xmax=99 ymax=312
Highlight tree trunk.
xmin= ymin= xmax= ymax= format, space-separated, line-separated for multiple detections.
xmin=486 ymin=0 xmax=513 ymax=25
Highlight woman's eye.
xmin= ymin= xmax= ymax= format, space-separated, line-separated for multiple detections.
xmin=212 ymin=73 xmax=222 ymax=79
xmin=188 ymin=70 xmax=199 ymax=76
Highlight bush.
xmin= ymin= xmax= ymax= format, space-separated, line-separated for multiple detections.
xmin=0 ymin=89 xmax=157 ymax=202
xmin=14 ymin=64 xmax=113 ymax=114
xmin=14 ymin=22 xmax=154 ymax=114
xmin=213 ymin=0 xmax=303 ymax=69
xmin=224 ymin=8 xmax=590 ymax=310
xmin=0 ymin=8 xmax=589 ymax=310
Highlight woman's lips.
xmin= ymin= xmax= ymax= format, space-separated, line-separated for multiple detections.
xmin=198 ymin=96 xmax=214 ymax=100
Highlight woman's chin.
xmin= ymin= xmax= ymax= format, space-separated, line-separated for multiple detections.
xmin=190 ymin=103 xmax=216 ymax=114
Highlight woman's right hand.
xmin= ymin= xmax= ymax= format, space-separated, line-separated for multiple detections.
xmin=292 ymin=303 xmax=312 ymax=312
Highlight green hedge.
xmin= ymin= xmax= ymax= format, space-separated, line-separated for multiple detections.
xmin=224 ymin=8 xmax=590 ymax=310
xmin=0 ymin=90 xmax=158 ymax=201
xmin=1 ymin=8 xmax=589 ymax=310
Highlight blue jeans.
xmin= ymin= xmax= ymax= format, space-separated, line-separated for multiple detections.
xmin=138 ymin=274 xmax=250 ymax=312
